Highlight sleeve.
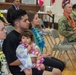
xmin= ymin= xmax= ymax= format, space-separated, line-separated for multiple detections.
xmin=16 ymin=45 xmax=32 ymax=69
xmin=58 ymin=18 xmax=74 ymax=37
xmin=2 ymin=35 xmax=18 ymax=64
xmin=16 ymin=45 xmax=28 ymax=59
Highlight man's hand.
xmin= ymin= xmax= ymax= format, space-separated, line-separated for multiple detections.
xmin=43 ymin=52 xmax=51 ymax=58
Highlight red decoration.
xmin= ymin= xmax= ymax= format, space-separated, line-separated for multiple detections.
xmin=38 ymin=0 xmax=44 ymax=6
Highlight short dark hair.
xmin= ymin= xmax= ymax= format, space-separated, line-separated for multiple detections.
xmin=11 ymin=9 xmax=27 ymax=23
xmin=72 ymin=4 xmax=76 ymax=10
xmin=20 ymin=29 xmax=34 ymax=42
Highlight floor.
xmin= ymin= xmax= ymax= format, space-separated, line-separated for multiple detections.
xmin=43 ymin=30 xmax=76 ymax=75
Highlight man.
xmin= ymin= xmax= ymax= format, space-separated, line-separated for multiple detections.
xmin=2 ymin=9 xmax=62 ymax=75
xmin=58 ymin=3 xmax=76 ymax=42
xmin=7 ymin=0 xmax=20 ymax=26
xmin=71 ymin=4 xmax=76 ymax=23
xmin=3 ymin=9 xmax=30 ymax=75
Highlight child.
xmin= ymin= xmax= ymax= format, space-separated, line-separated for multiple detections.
xmin=16 ymin=29 xmax=45 ymax=75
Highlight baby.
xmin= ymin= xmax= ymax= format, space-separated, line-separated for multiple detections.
xmin=16 ymin=29 xmax=45 ymax=75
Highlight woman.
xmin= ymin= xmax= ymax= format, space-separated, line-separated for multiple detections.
xmin=27 ymin=11 xmax=65 ymax=74
xmin=0 ymin=20 xmax=12 ymax=75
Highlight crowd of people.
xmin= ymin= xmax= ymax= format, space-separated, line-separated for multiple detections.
xmin=0 ymin=0 xmax=76 ymax=75
xmin=2 ymin=8 xmax=64 ymax=75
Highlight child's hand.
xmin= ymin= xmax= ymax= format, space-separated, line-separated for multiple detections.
xmin=27 ymin=45 xmax=32 ymax=52
xmin=31 ymin=57 xmax=37 ymax=63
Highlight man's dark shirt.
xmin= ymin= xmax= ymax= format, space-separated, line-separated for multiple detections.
xmin=2 ymin=30 xmax=43 ymax=75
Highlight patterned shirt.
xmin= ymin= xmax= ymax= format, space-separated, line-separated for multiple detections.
xmin=58 ymin=15 xmax=76 ymax=42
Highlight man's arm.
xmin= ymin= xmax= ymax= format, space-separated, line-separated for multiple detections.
xmin=9 ymin=59 xmax=22 ymax=66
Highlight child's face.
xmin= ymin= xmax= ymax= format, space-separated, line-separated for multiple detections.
xmin=21 ymin=36 xmax=32 ymax=44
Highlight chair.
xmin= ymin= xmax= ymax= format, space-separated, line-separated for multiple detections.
xmin=38 ymin=19 xmax=53 ymax=52
xmin=62 ymin=37 xmax=76 ymax=56
xmin=39 ymin=19 xmax=51 ymax=34
xmin=39 ymin=19 xmax=46 ymax=29
xmin=50 ymin=28 xmax=75 ymax=68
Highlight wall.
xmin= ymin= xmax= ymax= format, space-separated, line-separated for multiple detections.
xmin=43 ymin=0 xmax=76 ymax=23
xmin=0 ymin=0 xmax=5 ymax=2
xmin=22 ymin=0 xmax=36 ymax=4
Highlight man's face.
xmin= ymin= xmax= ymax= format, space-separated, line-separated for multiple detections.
xmin=17 ymin=14 xmax=30 ymax=31
xmin=13 ymin=0 xmax=20 ymax=7
xmin=64 ymin=4 xmax=72 ymax=14
xmin=0 ymin=21 xmax=6 ymax=40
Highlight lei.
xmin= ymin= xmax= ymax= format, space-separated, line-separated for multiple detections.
xmin=0 ymin=12 xmax=3 ymax=18
xmin=63 ymin=12 xmax=76 ymax=28
xmin=20 ymin=41 xmax=44 ymax=63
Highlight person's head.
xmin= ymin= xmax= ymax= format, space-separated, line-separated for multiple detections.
xmin=12 ymin=0 xmax=20 ymax=7
xmin=63 ymin=3 xmax=72 ymax=14
xmin=20 ymin=29 xmax=34 ymax=44
xmin=0 ymin=20 xmax=6 ymax=40
xmin=27 ymin=11 xmax=39 ymax=28
xmin=72 ymin=4 xmax=76 ymax=12
xmin=11 ymin=9 xmax=30 ymax=33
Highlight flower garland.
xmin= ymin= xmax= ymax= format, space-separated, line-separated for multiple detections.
xmin=63 ymin=12 xmax=76 ymax=28
xmin=0 ymin=12 xmax=3 ymax=18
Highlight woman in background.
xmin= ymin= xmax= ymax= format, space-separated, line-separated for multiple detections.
xmin=27 ymin=11 xmax=65 ymax=75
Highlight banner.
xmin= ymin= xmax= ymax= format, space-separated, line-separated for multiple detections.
xmin=51 ymin=0 xmax=55 ymax=4
xmin=38 ymin=0 xmax=44 ymax=6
